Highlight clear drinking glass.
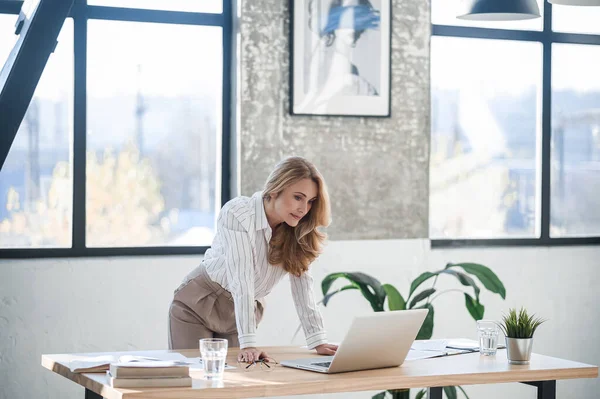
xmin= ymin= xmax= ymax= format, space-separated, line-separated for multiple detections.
xmin=200 ymin=338 xmax=228 ymax=380
xmin=477 ymin=320 xmax=499 ymax=356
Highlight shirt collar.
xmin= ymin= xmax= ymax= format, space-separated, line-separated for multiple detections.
xmin=253 ymin=191 xmax=270 ymax=232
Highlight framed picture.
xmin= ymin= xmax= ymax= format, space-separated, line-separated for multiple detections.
xmin=290 ymin=0 xmax=391 ymax=117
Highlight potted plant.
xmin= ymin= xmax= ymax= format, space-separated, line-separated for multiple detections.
xmin=317 ymin=262 xmax=507 ymax=399
xmin=498 ymin=307 xmax=546 ymax=364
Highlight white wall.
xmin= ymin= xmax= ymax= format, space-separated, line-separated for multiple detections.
xmin=0 ymin=240 xmax=598 ymax=399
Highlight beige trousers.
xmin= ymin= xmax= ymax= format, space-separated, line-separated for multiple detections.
xmin=168 ymin=266 xmax=264 ymax=350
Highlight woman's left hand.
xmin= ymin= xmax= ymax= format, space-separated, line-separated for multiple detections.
xmin=315 ymin=343 xmax=338 ymax=355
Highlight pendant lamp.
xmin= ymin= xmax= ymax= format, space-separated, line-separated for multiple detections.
xmin=457 ymin=0 xmax=541 ymax=21
xmin=549 ymin=0 xmax=600 ymax=5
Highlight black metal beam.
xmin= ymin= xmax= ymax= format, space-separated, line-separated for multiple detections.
xmin=432 ymin=236 xmax=600 ymax=248
xmin=540 ymin=0 xmax=553 ymax=241
xmin=432 ymin=24 xmax=600 ymax=46
xmin=0 ymin=246 xmax=210 ymax=258
xmin=221 ymin=0 xmax=232 ymax=204
xmin=85 ymin=5 xmax=223 ymax=26
xmin=72 ymin=2 xmax=86 ymax=251
xmin=0 ymin=0 xmax=74 ymax=171
xmin=0 ymin=1 xmax=23 ymax=14
xmin=432 ymin=24 xmax=544 ymax=42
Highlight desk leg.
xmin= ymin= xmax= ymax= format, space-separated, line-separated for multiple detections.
xmin=522 ymin=380 xmax=556 ymax=399
xmin=85 ymin=388 xmax=104 ymax=399
xmin=427 ymin=387 xmax=443 ymax=399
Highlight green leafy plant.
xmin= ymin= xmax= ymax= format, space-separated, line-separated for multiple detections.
xmin=498 ymin=307 xmax=546 ymax=339
xmin=321 ymin=262 xmax=506 ymax=399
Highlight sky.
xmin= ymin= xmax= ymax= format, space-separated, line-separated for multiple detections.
xmin=0 ymin=11 xmax=222 ymax=101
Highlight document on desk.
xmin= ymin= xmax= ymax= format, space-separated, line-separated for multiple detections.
xmin=68 ymin=352 xmax=188 ymax=373
xmin=406 ymin=349 xmax=447 ymax=361
xmin=411 ymin=339 xmax=449 ymax=352
xmin=406 ymin=339 xmax=484 ymax=361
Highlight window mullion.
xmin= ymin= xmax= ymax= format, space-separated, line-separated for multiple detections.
xmin=540 ymin=1 xmax=553 ymax=240
xmin=72 ymin=6 xmax=87 ymax=251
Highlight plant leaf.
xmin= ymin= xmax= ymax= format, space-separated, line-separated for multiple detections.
xmin=408 ymin=288 xmax=436 ymax=309
xmin=499 ymin=307 xmax=546 ymax=338
xmin=448 ymin=263 xmax=506 ymax=299
xmin=388 ymin=389 xmax=409 ymax=399
xmin=382 ymin=284 xmax=406 ymax=311
xmin=372 ymin=392 xmax=387 ymax=399
xmin=444 ymin=386 xmax=458 ymax=399
xmin=457 ymin=386 xmax=470 ymax=399
xmin=415 ymin=389 xmax=426 ymax=399
xmin=408 ymin=272 xmax=437 ymax=299
xmin=321 ymin=272 xmax=386 ymax=311
xmin=439 ymin=269 xmax=481 ymax=301
xmin=414 ymin=303 xmax=434 ymax=339
xmin=464 ymin=293 xmax=485 ymax=321
xmin=322 ymin=285 xmax=359 ymax=306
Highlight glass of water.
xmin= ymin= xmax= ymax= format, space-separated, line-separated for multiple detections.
xmin=200 ymin=338 xmax=228 ymax=380
xmin=477 ymin=320 xmax=499 ymax=356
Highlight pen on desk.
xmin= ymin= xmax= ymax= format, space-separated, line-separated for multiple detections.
xmin=446 ymin=346 xmax=479 ymax=352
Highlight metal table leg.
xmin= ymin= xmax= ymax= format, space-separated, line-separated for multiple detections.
xmin=85 ymin=388 xmax=103 ymax=399
xmin=427 ymin=387 xmax=443 ymax=399
xmin=522 ymin=380 xmax=557 ymax=399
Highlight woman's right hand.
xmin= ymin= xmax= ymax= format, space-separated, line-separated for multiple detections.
xmin=237 ymin=347 xmax=272 ymax=363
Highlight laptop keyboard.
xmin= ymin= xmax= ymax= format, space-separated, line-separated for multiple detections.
xmin=311 ymin=361 xmax=332 ymax=368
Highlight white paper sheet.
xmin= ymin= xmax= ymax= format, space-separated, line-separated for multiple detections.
xmin=411 ymin=339 xmax=449 ymax=352
xmin=406 ymin=349 xmax=446 ymax=361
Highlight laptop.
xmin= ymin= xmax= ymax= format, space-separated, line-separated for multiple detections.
xmin=281 ymin=309 xmax=428 ymax=374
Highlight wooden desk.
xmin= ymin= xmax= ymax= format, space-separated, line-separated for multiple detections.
xmin=42 ymin=346 xmax=598 ymax=399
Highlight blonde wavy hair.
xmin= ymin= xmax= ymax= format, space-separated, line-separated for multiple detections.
xmin=264 ymin=157 xmax=331 ymax=277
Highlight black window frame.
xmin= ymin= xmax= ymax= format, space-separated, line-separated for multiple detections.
xmin=431 ymin=1 xmax=600 ymax=248
xmin=0 ymin=0 xmax=232 ymax=258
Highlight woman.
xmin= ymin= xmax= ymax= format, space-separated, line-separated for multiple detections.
xmin=168 ymin=157 xmax=338 ymax=363
xmin=298 ymin=0 xmax=381 ymax=113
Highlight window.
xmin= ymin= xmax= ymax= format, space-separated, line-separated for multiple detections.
xmin=0 ymin=19 xmax=74 ymax=249
xmin=0 ymin=1 xmax=231 ymax=256
xmin=430 ymin=1 xmax=600 ymax=246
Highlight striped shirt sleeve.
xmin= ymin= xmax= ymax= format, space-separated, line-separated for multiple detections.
xmin=290 ymin=270 xmax=327 ymax=349
xmin=218 ymin=206 xmax=257 ymax=349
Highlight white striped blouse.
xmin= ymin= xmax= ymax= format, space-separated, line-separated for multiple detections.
xmin=185 ymin=191 xmax=327 ymax=350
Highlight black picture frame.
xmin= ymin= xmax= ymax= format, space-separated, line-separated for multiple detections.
xmin=289 ymin=0 xmax=391 ymax=117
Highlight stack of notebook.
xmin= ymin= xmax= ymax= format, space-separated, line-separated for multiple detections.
xmin=107 ymin=361 xmax=192 ymax=388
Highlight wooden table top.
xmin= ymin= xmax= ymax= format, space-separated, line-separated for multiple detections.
xmin=41 ymin=346 xmax=598 ymax=399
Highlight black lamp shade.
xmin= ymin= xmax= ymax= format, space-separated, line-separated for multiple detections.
xmin=457 ymin=0 xmax=541 ymax=21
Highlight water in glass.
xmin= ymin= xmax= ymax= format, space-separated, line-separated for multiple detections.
xmin=202 ymin=351 xmax=227 ymax=379
xmin=477 ymin=320 xmax=499 ymax=356
xmin=200 ymin=338 xmax=228 ymax=380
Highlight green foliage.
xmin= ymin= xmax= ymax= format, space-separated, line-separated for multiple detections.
xmin=464 ymin=293 xmax=485 ymax=320
xmin=323 ymin=262 xmax=506 ymax=399
xmin=415 ymin=390 xmax=426 ymax=399
xmin=371 ymin=389 xmax=409 ymax=399
xmin=321 ymin=272 xmax=386 ymax=311
xmin=413 ymin=303 xmax=434 ymax=340
xmin=444 ymin=386 xmax=458 ymax=399
xmin=498 ymin=307 xmax=546 ymax=338
xmin=382 ymin=284 xmax=405 ymax=311
xmin=322 ymin=262 xmax=506 ymax=340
